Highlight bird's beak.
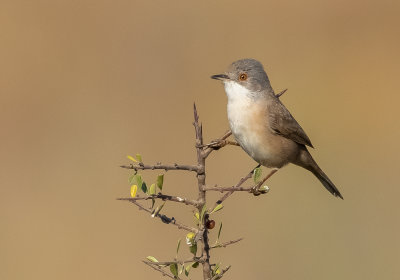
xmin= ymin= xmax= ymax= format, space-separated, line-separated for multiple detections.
xmin=211 ymin=74 xmax=230 ymax=81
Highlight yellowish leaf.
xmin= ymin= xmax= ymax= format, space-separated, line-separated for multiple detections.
xmin=146 ymin=256 xmax=158 ymax=262
xmin=210 ymin=204 xmax=223 ymax=214
xmin=127 ymin=155 xmax=137 ymax=162
xmin=130 ymin=185 xmax=138 ymax=197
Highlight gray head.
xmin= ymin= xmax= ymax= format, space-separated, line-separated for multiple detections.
xmin=211 ymin=58 xmax=273 ymax=93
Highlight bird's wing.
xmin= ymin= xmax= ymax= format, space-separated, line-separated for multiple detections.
xmin=268 ymin=98 xmax=314 ymax=148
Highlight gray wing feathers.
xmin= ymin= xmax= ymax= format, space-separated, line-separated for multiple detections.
xmin=268 ymin=99 xmax=314 ymax=148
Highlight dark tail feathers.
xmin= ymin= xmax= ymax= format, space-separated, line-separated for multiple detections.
xmin=296 ymin=147 xmax=343 ymax=199
xmin=311 ymin=167 xmax=343 ymax=199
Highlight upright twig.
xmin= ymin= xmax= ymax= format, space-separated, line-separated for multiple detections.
xmin=193 ymin=103 xmax=212 ymax=279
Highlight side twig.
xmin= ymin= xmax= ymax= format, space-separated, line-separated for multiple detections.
xmin=211 ymin=265 xmax=231 ymax=280
xmin=120 ymin=162 xmax=199 ymax=172
xmin=126 ymin=200 xmax=197 ymax=233
xmin=143 ymin=258 xmax=202 ymax=267
xmin=117 ymin=193 xmax=199 ymax=207
xmin=212 ymin=165 xmax=259 ymax=207
xmin=211 ymin=238 xmax=243 ymax=249
xmin=143 ymin=261 xmax=177 ymax=280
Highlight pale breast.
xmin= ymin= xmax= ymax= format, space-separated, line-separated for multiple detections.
xmin=224 ymin=81 xmax=297 ymax=168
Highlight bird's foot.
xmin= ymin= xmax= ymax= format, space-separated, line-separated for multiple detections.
xmin=201 ymin=139 xmax=239 ymax=150
xmin=250 ymin=185 xmax=270 ymax=196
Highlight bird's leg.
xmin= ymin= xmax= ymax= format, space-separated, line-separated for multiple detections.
xmin=204 ymin=139 xmax=240 ymax=150
xmin=251 ymin=168 xmax=279 ymax=196
xmin=201 ymin=130 xmax=239 ymax=150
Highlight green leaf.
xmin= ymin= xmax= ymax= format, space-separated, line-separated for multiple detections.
xmin=136 ymin=154 xmax=142 ymax=162
xmin=210 ymin=204 xmax=223 ymax=214
xmin=194 ymin=212 xmax=200 ymax=221
xmin=217 ymin=222 xmax=223 ymax=240
xmin=141 ymin=182 xmax=147 ymax=193
xmin=176 ymin=239 xmax=181 ymax=255
xmin=170 ymin=263 xmax=178 ymax=277
xmin=253 ymin=167 xmax=262 ymax=183
xmin=156 ymin=174 xmax=164 ymax=190
xmin=129 ymin=174 xmax=143 ymax=188
xmin=146 ymin=256 xmax=158 ymax=262
xmin=189 ymin=243 xmax=197 ymax=255
xmin=127 ymin=155 xmax=137 ymax=162
xmin=128 ymin=174 xmax=135 ymax=184
xmin=200 ymin=204 xmax=207 ymax=222
xmin=192 ymin=262 xmax=199 ymax=268
xmin=136 ymin=174 xmax=143 ymax=188
xmin=149 ymin=183 xmax=156 ymax=195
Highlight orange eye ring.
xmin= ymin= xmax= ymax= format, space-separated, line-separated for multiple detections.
xmin=239 ymin=73 xmax=248 ymax=81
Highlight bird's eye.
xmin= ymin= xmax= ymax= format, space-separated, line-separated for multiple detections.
xmin=239 ymin=73 xmax=248 ymax=81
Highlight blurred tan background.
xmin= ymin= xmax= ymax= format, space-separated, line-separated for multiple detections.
xmin=1 ymin=0 xmax=400 ymax=279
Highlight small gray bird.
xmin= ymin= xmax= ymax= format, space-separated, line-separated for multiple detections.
xmin=211 ymin=58 xmax=343 ymax=199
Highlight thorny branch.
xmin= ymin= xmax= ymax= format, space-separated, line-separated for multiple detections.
xmin=119 ymin=103 xmax=279 ymax=279
xmin=120 ymin=162 xmax=199 ymax=172
xmin=211 ymin=265 xmax=231 ymax=280
xmin=210 ymin=238 xmax=244 ymax=249
xmin=143 ymin=258 xmax=203 ymax=267
xmin=125 ymin=199 xmax=197 ymax=233
xmin=117 ymin=193 xmax=199 ymax=207
xmin=143 ymin=261 xmax=178 ymax=280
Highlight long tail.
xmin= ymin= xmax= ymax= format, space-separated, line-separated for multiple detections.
xmin=295 ymin=147 xmax=344 ymax=199
xmin=311 ymin=165 xmax=343 ymax=199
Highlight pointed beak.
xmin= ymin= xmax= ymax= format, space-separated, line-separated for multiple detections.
xmin=211 ymin=74 xmax=230 ymax=81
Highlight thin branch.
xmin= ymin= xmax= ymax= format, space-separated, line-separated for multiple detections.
xmin=275 ymin=88 xmax=288 ymax=98
xmin=143 ymin=261 xmax=177 ymax=280
xmin=120 ymin=162 xmax=199 ymax=172
xmin=212 ymin=165 xmax=259 ymax=207
xmin=203 ymin=130 xmax=236 ymax=158
xmin=125 ymin=199 xmax=197 ymax=233
xmin=143 ymin=258 xmax=202 ymax=267
xmin=202 ymin=140 xmax=240 ymax=149
xmin=211 ymin=238 xmax=243 ymax=249
xmin=207 ymin=168 xmax=278 ymax=198
xmin=211 ymin=265 xmax=231 ymax=280
xmin=117 ymin=193 xmax=199 ymax=207
xmin=252 ymin=168 xmax=279 ymax=195
xmin=204 ymin=185 xmax=255 ymax=192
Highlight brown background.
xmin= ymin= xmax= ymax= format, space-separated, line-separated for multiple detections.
xmin=1 ymin=0 xmax=399 ymax=279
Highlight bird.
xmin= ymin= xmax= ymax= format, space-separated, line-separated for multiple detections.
xmin=211 ymin=58 xmax=343 ymax=199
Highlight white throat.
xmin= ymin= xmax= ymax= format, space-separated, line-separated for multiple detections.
xmin=224 ymin=80 xmax=254 ymax=140
xmin=223 ymin=81 xmax=253 ymax=103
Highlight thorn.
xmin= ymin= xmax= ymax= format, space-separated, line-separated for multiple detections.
xmin=276 ymin=88 xmax=288 ymax=98
xmin=193 ymin=102 xmax=199 ymax=122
